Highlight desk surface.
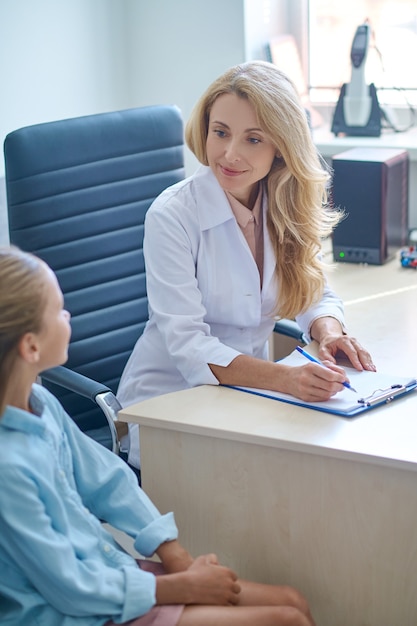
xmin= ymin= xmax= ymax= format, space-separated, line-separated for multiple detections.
xmin=120 ymin=249 xmax=417 ymax=472
xmin=120 ymin=382 xmax=417 ymax=471
xmin=323 ymin=245 xmax=417 ymax=376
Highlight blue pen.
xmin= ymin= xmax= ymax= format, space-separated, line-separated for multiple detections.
xmin=296 ymin=346 xmax=357 ymax=393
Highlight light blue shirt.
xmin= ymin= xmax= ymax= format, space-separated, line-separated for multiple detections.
xmin=0 ymin=384 xmax=178 ymax=625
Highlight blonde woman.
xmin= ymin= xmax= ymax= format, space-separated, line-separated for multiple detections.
xmin=118 ymin=61 xmax=375 ymax=469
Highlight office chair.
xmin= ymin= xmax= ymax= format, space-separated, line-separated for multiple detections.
xmin=4 ymin=105 xmax=306 ymax=458
xmin=4 ymin=105 xmax=185 ymax=455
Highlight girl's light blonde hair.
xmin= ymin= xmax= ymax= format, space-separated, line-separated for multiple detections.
xmin=0 ymin=246 xmax=48 ymax=415
xmin=185 ymin=60 xmax=341 ymax=319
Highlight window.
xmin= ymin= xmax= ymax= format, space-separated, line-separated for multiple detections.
xmin=308 ymin=0 xmax=417 ymax=107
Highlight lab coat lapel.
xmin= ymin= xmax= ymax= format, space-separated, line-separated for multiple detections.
xmin=193 ymin=166 xmax=235 ymax=230
xmin=261 ymin=194 xmax=277 ymax=295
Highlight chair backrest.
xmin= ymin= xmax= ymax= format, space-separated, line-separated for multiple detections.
xmin=4 ymin=106 xmax=184 ymax=433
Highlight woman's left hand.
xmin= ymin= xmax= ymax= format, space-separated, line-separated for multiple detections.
xmin=310 ymin=317 xmax=376 ymax=372
xmin=318 ymin=333 xmax=376 ymax=371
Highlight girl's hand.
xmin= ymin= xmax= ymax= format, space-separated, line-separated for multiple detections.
xmin=155 ymin=553 xmax=241 ymax=606
xmin=185 ymin=554 xmax=241 ymax=605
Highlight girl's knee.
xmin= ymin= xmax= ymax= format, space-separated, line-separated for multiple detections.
xmin=270 ymin=605 xmax=313 ymax=626
xmin=279 ymin=585 xmax=310 ymax=614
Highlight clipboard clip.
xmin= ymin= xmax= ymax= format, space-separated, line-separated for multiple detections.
xmin=357 ymin=384 xmax=405 ymax=407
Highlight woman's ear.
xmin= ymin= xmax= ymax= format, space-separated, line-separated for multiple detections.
xmin=18 ymin=333 xmax=40 ymax=364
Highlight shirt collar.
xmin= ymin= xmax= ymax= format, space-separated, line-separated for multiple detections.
xmin=226 ymin=185 xmax=263 ymax=228
xmin=0 ymin=387 xmax=46 ymax=437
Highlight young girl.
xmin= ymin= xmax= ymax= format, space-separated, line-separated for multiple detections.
xmin=0 ymin=245 xmax=315 ymax=626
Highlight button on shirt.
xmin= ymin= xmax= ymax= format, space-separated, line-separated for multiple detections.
xmin=0 ymin=384 xmax=178 ymax=626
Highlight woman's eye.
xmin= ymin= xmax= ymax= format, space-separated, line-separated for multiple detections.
xmin=248 ymin=137 xmax=261 ymax=144
xmin=214 ymin=129 xmax=226 ymax=138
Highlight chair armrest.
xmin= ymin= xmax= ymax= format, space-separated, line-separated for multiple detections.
xmin=40 ymin=366 xmax=122 ymax=454
xmin=273 ymin=319 xmax=309 ymax=345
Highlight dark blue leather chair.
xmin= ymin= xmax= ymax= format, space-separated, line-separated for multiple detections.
xmin=4 ymin=106 xmax=185 ymax=456
xmin=4 ymin=104 xmax=306 ymax=460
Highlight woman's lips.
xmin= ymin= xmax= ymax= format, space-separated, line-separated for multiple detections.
xmin=220 ymin=165 xmax=244 ymax=177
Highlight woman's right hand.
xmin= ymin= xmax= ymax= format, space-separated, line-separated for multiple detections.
xmin=285 ymin=362 xmax=348 ymax=402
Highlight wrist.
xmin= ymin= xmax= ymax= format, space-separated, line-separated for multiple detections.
xmin=155 ymin=570 xmax=192 ymax=605
xmin=156 ymin=540 xmax=193 ymax=573
xmin=310 ymin=316 xmax=345 ymax=343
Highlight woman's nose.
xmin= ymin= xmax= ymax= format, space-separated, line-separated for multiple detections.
xmin=224 ymin=140 xmax=241 ymax=162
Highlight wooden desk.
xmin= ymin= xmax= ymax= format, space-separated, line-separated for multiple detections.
xmin=120 ymin=255 xmax=417 ymax=626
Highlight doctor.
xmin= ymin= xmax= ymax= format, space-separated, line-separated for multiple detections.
xmin=118 ymin=61 xmax=375 ymax=469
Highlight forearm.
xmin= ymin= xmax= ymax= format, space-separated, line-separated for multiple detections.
xmin=209 ymin=346 xmax=353 ymax=401
xmin=209 ymin=354 xmax=294 ymax=394
xmin=156 ymin=539 xmax=194 ymax=573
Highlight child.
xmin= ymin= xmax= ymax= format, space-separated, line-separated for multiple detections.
xmin=0 ymin=245 xmax=316 ymax=625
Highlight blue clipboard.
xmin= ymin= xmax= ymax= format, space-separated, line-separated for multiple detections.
xmin=227 ymin=350 xmax=417 ymax=418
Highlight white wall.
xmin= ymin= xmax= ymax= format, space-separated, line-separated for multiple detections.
xmin=0 ymin=0 xmax=289 ymax=177
xmin=0 ymin=0 xmax=288 ymax=242
xmin=0 ymin=0 xmax=267 ymax=178
xmin=125 ymin=0 xmax=246 ymax=173
xmin=0 ymin=0 xmax=130 ymax=177
xmin=244 ymin=0 xmax=289 ymax=60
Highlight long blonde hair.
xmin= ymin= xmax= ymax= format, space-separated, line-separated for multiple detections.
xmin=185 ymin=60 xmax=341 ymax=319
xmin=0 ymin=246 xmax=48 ymax=415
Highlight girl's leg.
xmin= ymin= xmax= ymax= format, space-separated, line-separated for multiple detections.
xmin=237 ymin=579 xmax=315 ymax=623
xmin=237 ymin=579 xmax=316 ymax=625
xmin=178 ymin=604 xmax=313 ymax=626
xmin=178 ymin=580 xmax=316 ymax=626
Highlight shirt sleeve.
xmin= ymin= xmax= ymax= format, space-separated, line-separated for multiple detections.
xmin=0 ymin=463 xmax=158 ymax=622
xmin=0 ymin=388 xmax=179 ymax=622
xmin=295 ymin=281 xmax=346 ymax=340
xmin=54 ymin=391 xmax=179 ymax=555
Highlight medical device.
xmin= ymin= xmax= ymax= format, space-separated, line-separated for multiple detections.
xmin=331 ymin=22 xmax=381 ymax=136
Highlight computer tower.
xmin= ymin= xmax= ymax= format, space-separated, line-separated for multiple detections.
xmin=331 ymin=147 xmax=409 ymax=264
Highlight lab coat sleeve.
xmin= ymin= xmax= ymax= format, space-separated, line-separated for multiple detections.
xmin=295 ymin=281 xmax=346 ymax=340
xmin=144 ymin=197 xmax=241 ymax=386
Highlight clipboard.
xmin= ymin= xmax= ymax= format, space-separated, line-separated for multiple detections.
xmin=228 ymin=349 xmax=417 ymax=418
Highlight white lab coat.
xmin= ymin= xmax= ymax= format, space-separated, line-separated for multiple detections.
xmin=117 ymin=166 xmax=345 ymax=466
